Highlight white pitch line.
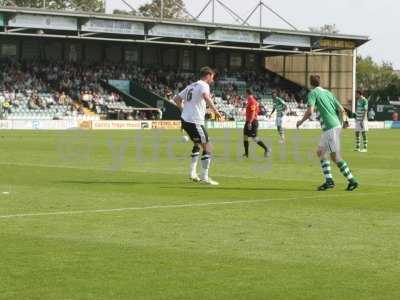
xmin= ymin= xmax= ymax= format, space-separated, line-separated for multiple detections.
xmin=0 ymin=192 xmax=385 ymax=220
xmin=2 ymin=162 xmax=399 ymax=187
xmin=0 ymin=199 xmax=291 ymax=219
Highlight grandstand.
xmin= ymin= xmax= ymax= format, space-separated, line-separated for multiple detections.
xmin=0 ymin=6 xmax=369 ymax=121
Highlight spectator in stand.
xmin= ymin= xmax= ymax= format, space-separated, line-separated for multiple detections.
xmin=11 ymin=95 xmax=20 ymax=109
xmin=368 ymin=108 xmax=375 ymax=121
xmin=289 ymin=93 xmax=296 ymax=103
xmin=58 ymin=91 xmax=67 ymax=105
xmin=0 ymin=61 xmax=307 ymax=120
xmin=164 ymin=87 xmax=173 ymax=100
xmin=78 ymin=106 xmax=85 ymax=115
xmin=45 ymin=95 xmax=55 ymax=108
xmin=28 ymin=94 xmax=39 ymax=110
xmin=81 ymin=90 xmax=92 ymax=108
xmin=2 ymin=99 xmax=11 ymax=114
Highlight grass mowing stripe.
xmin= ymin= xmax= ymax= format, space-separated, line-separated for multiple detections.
xmin=0 ymin=192 xmax=387 ymax=220
xmin=1 ymin=162 xmax=399 ymax=187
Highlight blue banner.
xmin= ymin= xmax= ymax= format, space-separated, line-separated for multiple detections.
xmin=385 ymin=121 xmax=400 ymax=128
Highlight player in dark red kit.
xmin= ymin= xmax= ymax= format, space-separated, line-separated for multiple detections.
xmin=243 ymin=89 xmax=271 ymax=158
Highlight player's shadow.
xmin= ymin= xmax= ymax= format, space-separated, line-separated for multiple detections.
xmin=56 ymin=181 xmax=311 ymax=192
xmin=163 ymin=186 xmax=312 ymax=192
xmin=56 ymin=180 xmax=160 ymax=185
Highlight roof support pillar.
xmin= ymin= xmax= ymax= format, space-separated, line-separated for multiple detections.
xmin=352 ymin=48 xmax=357 ymax=112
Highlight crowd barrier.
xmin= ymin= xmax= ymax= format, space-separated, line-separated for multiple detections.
xmin=0 ymin=119 xmax=392 ymax=130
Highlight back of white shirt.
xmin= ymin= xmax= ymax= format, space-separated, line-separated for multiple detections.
xmin=179 ymin=80 xmax=210 ymax=125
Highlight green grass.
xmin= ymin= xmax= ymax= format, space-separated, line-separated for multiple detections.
xmin=0 ymin=129 xmax=399 ymax=300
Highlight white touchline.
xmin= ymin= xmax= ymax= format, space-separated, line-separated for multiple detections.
xmin=0 ymin=192 xmax=387 ymax=220
xmin=0 ymin=199 xmax=279 ymax=219
xmin=1 ymin=162 xmax=398 ymax=187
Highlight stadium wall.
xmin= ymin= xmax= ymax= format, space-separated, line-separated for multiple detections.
xmin=265 ymin=50 xmax=354 ymax=108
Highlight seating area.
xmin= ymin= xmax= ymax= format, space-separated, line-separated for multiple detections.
xmin=214 ymin=97 xmax=307 ymax=121
xmin=0 ymin=61 xmax=307 ymax=121
xmin=211 ymin=71 xmax=307 ymax=120
xmin=0 ymin=91 xmax=99 ymax=120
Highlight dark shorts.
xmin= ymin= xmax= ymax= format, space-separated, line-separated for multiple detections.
xmin=181 ymin=119 xmax=209 ymax=144
xmin=243 ymin=120 xmax=259 ymax=138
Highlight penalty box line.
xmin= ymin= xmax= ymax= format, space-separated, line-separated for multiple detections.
xmin=0 ymin=192 xmax=381 ymax=220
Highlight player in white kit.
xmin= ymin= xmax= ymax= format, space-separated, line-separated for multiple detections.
xmin=173 ymin=67 xmax=222 ymax=185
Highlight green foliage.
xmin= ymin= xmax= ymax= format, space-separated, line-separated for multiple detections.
xmin=0 ymin=0 xmax=105 ymax=12
xmin=70 ymin=0 xmax=105 ymax=13
xmin=357 ymin=56 xmax=400 ymax=98
xmin=309 ymin=24 xmax=339 ymax=34
xmin=0 ymin=0 xmax=65 ymax=8
xmin=1 ymin=0 xmax=186 ymax=17
xmin=138 ymin=0 xmax=188 ymax=19
xmin=113 ymin=9 xmax=136 ymax=15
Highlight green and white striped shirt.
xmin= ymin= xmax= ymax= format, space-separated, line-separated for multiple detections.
xmin=307 ymin=87 xmax=342 ymax=132
xmin=273 ymin=97 xmax=287 ymax=117
xmin=356 ymin=97 xmax=368 ymax=121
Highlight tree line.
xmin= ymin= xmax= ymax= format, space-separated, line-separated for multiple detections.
xmin=357 ymin=56 xmax=399 ymax=99
xmin=0 ymin=0 xmax=187 ymax=18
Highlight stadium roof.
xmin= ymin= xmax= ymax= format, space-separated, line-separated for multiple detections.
xmin=0 ymin=6 xmax=369 ymax=56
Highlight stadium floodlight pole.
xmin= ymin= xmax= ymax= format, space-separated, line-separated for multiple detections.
xmin=103 ymin=0 xmax=106 ymax=13
xmin=216 ymin=0 xmax=250 ymax=26
xmin=242 ymin=2 xmax=259 ymax=26
xmin=259 ymin=0 xmax=262 ymax=27
xmin=195 ymin=0 xmax=217 ymax=23
xmin=195 ymin=0 xmax=213 ymax=20
xmin=352 ymin=48 xmax=357 ymax=112
xmin=70 ymin=0 xmax=86 ymax=11
xmin=173 ymin=1 xmax=197 ymax=21
xmin=160 ymin=0 xmax=164 ymax=19
xmin=183 ymin=8 xmax=197 ymax=21
xmin=222 ymin=6 xmax=241 ymax=24
xmin=261 ymin=2 xmax=297 ymax=30
xmin=212 ymin=0 xmax=215 ymax=23
xmin=120 ymin=0 xmax=136 ymax=14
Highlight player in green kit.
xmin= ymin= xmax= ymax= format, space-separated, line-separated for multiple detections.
xmin=354 ymin=90 xmax=369 ymax=152
xmin=269 ymin=90 xmax=288 ymax=143
xmin=296 ymin=75 xmax=359 ymax=191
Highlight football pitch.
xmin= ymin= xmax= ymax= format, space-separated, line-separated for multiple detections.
xmin=0 ymin=129 xmax=399 ymax=300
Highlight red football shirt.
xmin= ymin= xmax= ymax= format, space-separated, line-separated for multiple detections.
xmin=246 ymin=96 xmax=259 ymax=122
